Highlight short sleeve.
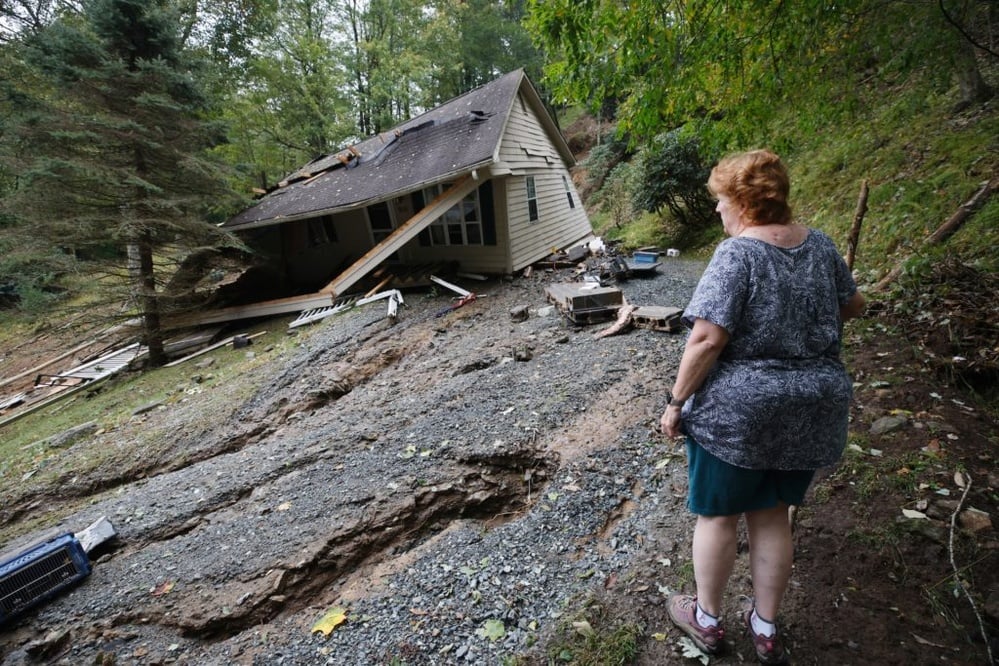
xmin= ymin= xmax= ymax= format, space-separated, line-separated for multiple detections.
xmin=681 ymin=239 xmax=748 ymax=333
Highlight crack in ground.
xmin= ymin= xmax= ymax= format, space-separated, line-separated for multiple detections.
xmin=144 ymin=450 xmax=553 ymax=639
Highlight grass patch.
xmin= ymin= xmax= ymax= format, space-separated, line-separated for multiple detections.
xmin=0 ymin=320 xmax=306 ymax=493
xmin=545 ymin=596 xmax=642 ymax=666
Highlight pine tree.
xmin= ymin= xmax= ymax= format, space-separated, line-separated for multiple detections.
xmin=1 ymin=0 xmax=242 ymax=366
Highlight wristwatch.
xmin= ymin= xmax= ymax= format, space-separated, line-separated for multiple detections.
xmin=666 ymin=391 xmax=686 ymax=408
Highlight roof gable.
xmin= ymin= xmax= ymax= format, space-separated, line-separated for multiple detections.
xmin=225 ymin=69 xmax=565 ymax=230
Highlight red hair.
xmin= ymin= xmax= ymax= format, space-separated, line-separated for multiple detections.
xmin=707 ymin=150 xmax=792 ymax=226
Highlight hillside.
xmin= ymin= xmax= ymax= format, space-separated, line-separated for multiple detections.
xmin=1 ymin=83 xmax=998 ymax=666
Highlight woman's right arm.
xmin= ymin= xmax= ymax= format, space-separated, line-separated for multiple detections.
xmin=660 ymin=318 xmax=729 ymax=438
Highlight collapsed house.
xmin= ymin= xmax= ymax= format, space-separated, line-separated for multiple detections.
xmin=195 ymin=69 xmax=593 ymax=326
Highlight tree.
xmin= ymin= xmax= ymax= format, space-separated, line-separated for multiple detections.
xmin=524 ymin=1 xmax=997 ymax=144
xmin=0 ymin=0 xmax=242 ymax=366
xmin=210 ymin=0 xmax=548 ymax=191
xmin=422 ymin=0 xmax=544 ymax=105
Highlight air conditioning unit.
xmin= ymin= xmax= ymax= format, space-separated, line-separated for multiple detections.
xmin=0 ymin=533 xmax=91 ymax=625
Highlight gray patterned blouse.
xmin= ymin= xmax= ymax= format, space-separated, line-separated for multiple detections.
xmin=680 ymin=229 xmax=858 ymax=470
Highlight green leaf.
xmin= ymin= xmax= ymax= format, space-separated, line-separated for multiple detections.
xmin=476 ymin=618 xmax=506 ymax=642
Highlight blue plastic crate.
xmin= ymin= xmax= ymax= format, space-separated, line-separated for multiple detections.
xmin=0 ymin=533 xmax=91 ymax=625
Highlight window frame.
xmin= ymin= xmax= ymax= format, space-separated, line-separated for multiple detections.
xmin=526 ymin=176 xmax=539 ymax=223
xmin=420 ymin=183 xmax=484 ymax=247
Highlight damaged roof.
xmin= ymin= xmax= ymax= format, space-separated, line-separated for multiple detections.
xmin=224 ymin=69 xmax=570 ymax=230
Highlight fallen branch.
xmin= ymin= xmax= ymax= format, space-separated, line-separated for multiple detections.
xmin=163 ymin=331 xmax=267 ymax=368
xmin=873 ymin=178 xmax=998 ymax=292
xmin=948 ymin=472 xmax=993 ymax=666
xmin=846 ymin=179 xmax=868 ymax=272
xmin=593 ymin=304 xmax=636 ymax=339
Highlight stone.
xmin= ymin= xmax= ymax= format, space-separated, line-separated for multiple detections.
xmin=509 ymin=305 xmax=529 ymax=322
xmin=870 ymin=415 xmax=907 ymax=436
xmin=959 ymin=507 xmax=992 ymax=533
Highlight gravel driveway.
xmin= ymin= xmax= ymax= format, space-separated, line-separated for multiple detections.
xmin=1 ymin=258 xmax=706 ymax=665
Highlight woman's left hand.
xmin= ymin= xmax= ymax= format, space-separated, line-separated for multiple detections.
xmin=660 ymin=405 xmax=682 ymax=438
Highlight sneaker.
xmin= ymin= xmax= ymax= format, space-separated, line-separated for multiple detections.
xmin=739 ymin=595 xmax=789 ymax=665
xmin=667 ymin=593 xmax=725 ymax=654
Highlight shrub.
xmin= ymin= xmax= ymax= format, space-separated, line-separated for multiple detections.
xmin=632 ymin=130 xmax=716 ymax=229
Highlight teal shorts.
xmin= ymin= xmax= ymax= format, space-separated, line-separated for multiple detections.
xmin=685 ymin=437 xmax=816 ymax=516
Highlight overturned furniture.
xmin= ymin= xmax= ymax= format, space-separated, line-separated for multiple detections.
xmin=545 ymin=282 xmax=624 ymax=324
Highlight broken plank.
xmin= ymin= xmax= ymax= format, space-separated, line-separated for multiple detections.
xmin=593 ymin=305 xmax=637 ymax=339
xmin=0 ymin=338 xmax=101 ymax=389
xmin=163 ymin=331 xmax=267 ymax=368
xmin=430 ymin=275 xmax=472 ymax=298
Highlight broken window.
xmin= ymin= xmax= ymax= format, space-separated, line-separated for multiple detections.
xmin=367 ymin=201 xmax=399 ymax=261
xmin=526 ymin=176 xmax=539 ymax=222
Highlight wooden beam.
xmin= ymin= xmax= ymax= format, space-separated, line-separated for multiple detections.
xmin=846 ymin=179 xmax=869 ymax=272
xmin=430 ymin=275 xmax=472 ymax=298
xmin=163 ymin=331 xmax=268 ymax=368
xmin=169 ymin=292 xmax=337 ymax=328
xmin=873 ymin=178 xmax=998 ymax=292
xmin=319 ymin=175 xmax=478 ymax=298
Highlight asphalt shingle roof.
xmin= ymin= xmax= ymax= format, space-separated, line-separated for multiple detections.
xmin=224 ymin=70 xmax=526 ymax=229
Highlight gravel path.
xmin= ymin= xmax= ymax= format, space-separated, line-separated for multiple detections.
xmin=1 ymin=258 xmax=706 ymax=665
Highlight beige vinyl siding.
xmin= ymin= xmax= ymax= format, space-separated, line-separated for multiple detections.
xmin=497 ymin=94 xmax=560 ymax=171
xmin=498 ymin=92 xmax=592 ymax=271
xmin=507 ymin=171 xmax=591 ymax=270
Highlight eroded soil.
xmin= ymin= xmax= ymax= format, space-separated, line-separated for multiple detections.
xmin=0 ymin=262 xmax=996 ymax=665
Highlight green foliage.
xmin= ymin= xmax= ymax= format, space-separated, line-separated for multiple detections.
xmin=527 ymin=0 xmax=993 ymax=153
xmin=545 ymin=597 xmax=641 ymax=666
xmin=586 ymin=161 xmax=637 ymax=232
xmin=632 ymin=130 xmax=716 ymax=228
xmin=0 ymin=0 xmax=247 ymax=363
xmin=580 ymin=133 xmax=632 ymax=195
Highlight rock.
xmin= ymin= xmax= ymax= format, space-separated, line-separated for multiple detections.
xmin=536 ymin=305 xmax=556 ymax=318
xmin=37 ymin=421 xmax=98 ymax=449
xmin=24 ymin=629 xmax=70 ymax=659
xmin=870 ymin=415 xmax=907 ymax=436
xmin=132 ymin=402 xmax=163 ymax=416
xmin=959 ymin=507 xmax=992 ymax=533
xmin=509 ymin=305 xmax=529 ymax=322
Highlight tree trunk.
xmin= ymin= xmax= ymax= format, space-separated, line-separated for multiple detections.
xmin=954 ymin=39 xmax=994 ymax=110
xmin=136 ymin=233 xmax=166 ymax=367
xmin=947 ymin=3 xmax=995 ymax=111
xmin=846 ymin=180 xmax=869 ymax=272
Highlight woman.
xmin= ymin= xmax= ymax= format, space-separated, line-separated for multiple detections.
xmin=660 ymin=150 xmax=865 ymax=665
